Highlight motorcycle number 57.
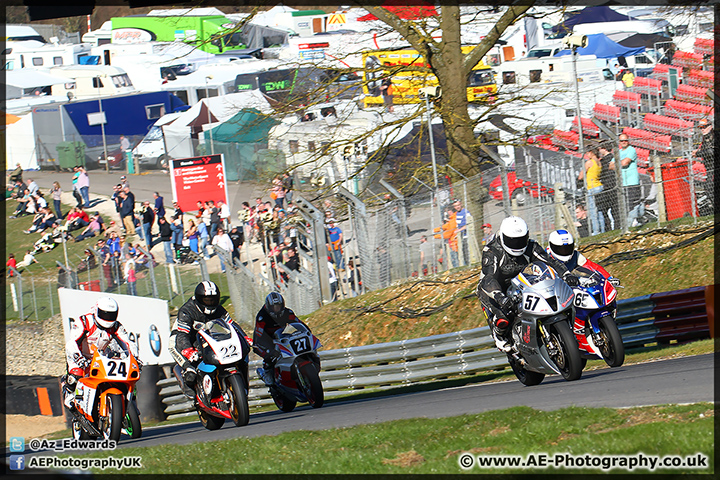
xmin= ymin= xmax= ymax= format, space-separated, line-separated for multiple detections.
xmin=290 ymin=337 xmax=310 ymax=354
xmin=524 ymin=294 xmax=541 ymax=311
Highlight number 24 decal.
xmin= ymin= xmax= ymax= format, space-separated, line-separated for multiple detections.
xmin=524 ymin=295 xmax=541 ymax=311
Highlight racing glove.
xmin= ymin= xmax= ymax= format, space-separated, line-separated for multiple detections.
xmin=563 ymin=272 xmax=579 ymax=287
xmin=494 ymin=292 xmax=514 ymax=317
xmin=182 ymin=348 xmax=199 ymax=363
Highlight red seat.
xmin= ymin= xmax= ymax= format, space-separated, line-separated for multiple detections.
xmin=694 ymin=38 xmax=714 ymax=56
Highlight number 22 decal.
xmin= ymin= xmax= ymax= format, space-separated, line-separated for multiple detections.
xmin=524 ymin=295 xmax=541 ymax=311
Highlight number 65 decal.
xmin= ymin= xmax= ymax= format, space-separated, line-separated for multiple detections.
xmin=574 ymin=292 xmax=589 ymax=307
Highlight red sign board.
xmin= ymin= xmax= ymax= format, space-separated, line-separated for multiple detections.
xmin=169 ymin=154 xmax=229 ymax=214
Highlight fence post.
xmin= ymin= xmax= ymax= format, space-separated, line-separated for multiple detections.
xmin=136 ymin=244 xmax=159 ymax=298
xmin=30 ymin=276 xmax=39 ymax=321
xmin=653 ymin=154 xmax=667 ymax=223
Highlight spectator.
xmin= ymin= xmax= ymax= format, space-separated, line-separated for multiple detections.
xmin=211 ymin=227 xmax=234 ymax=273
xmin=74 ymin=213 xmax=102 ymax=242
xmin=26 ymin=178 xmax=39 ymax=196
xmin=50 ymin=181 xmax=63 ymax=219
xmin=380 ymin=77 xmax=394 ymax=113
xmin=153 ymin=192 xmax=166 ymax=223
xmin=10 ymin=184 xmax=32 ymax=218
xmin=8 ymin=163 xmax=22 ymax=184
xmin=578 ymin=147 xmax=605 ymax=236
xmin=97 ymin=238 xmax=114 ymax=289
xmin=16 ymin=249 xmax=38 ymax=268
xmin=119 ymin=191 xmax=136 ymax=236
xmin=481 ymin=223 xmax=494 ymax=245
xmin=123 ymin=252 xmax=137 ymax=296
xmin=76 ymin=167 xmax=90 ymax=208
xmin=282 ymin=172 xmax=294 ymax=205
xmin=597 ymin=142 xmax=620 ymax=231
xmin=418 ymin=235 xmax=434 ymax=277
xmin=71 ymin=167 xmax=83 ymax=208
xmin=24 ymin=207 xmax=57 ymax=234
xmin=104 ymin=220 xmax=122 ymax=238
xmin=195 ymin=200 xmax=205 ymax=222
xmin=197 ymin=219 xmax=210 ymax=259
xmin=453 ymin=199 xmax=472 ymax=265
xmin=237 ymin=201 xmax=252 ymax=240
xmin=200 ymin=200 xmax=211 ymax=231
xmin=120 ymin=136 xmax=130 ymax=153
xmin=119 ymin=175 xmax=130 ymax=191
xmin=270 ymin=177 xmax=285 ymax=208
xmin=621 ymin=69 xmax=635 ymax=89
xmin=435 ymin=206 xmax=459 ymax=268
xmin=575 ymin=204 xmax=590 ymax=238
xmin=65 ymin=207 xmax=90 ymax=232
xmin=107 ymin=231 xmax=122 ymax=283
xmin=284 ymin=246 xmax=300 ymax=273
xmin=111 ymin=184 xmax=122 ymax=216
xmin=218 ymin=200 xmax=231 ymax=230
xmin=170 ymin=217 xmax=184 ymax=252
xmin=611 ymin=134 xmax=643 ymax=227
xmin=208 ymin=200 xmax=220 ymax=239
xmin=346 ymin=258 xmax=360 ymax=296
xmin=171 ymin=201 xmax=184 ymax=224
xmin=323 ymin=198 xmax=336 ymax=219
xmin=325 ymin=218 xmax=345 ymax=270
xmin=7 ymin=253 xmax=17 ymax=276
xmin=141 ymin=201 xmax=155 ymax=249
xmin=693 ymin=119 xmax=714 ymax=207
xmin=228 ymin=225 xmax=244 ymax=264
xmin=185 ymin=219 xmax=199 ymax=253
xmin=157 ymin=217 xmax=174 ymax=263
xmin=328 ymin=264 xmax=339 ymax=301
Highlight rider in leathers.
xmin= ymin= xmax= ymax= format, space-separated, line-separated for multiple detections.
xmin=477 ymin=216 xmax=578 ymax=352
xmin=170 ymin=281 xmax=247 ymax=396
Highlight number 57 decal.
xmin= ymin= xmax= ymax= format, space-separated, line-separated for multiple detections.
xmin=524 ymin=295 xmax=541 ymax=311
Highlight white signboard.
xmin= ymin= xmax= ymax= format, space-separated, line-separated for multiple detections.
xmin=58 ymin=288 xmax=173 ymax=365
xmin=87 ymin=112 xmax=107 ymax=126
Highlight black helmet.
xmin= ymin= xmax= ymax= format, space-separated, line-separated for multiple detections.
xmin=265 ymin=292 xmax=285 ymax=320
xmin=194 ymin=281 xmax=220 ymax=315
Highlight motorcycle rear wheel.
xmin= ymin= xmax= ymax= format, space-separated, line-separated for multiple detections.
xmin=548 ymin=322 xmax=583 ymax=381
xmin=598 ymin=316 xmax=625 ymax=367
xmin=101 ymin=394 xmax=124 ymax=442
xmin=226 ymin=374 xmax=250 ymax=427
xmin=124 ymin=400 xmax=142 ymax=439
xmin=198 ymin=409 xmax=225 ymax=430
xmin=271 ymin=389 xmax=297 ymax=412
xmin=298 ymin=362 xmax=324 ymax=408
xmin=508 ymin=354 xmax=545 ymax=386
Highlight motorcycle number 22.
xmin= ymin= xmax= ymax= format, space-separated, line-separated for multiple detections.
xmin=290 ymin=338 xmax=311 ymax=354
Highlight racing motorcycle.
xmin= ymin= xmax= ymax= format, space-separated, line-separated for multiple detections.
xmin=501 ymin=261 xmax=583 ymax=385
xmin=257 ymin=322 xmax=324 ymax=412
xmin=70 ymin=338 xmax=142 ymax=442
xmin=173 ymin=316 xmax=251 ymax=430
xmin=571 ymin=265 xmax=625 ymax=369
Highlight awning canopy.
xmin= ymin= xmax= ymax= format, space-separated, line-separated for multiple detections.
xmin=554 ymin=33 xmax=646 ymax=59
xmin=5 ymin=69 xmax=70 ymax=89
xmin=551 ymin=6 xmax=635 ymax=37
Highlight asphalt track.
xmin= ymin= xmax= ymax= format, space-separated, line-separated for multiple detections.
xmin=27 ymin=353 xmax=714 ymax=453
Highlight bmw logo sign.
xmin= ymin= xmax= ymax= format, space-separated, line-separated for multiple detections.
xmin=148 ymin=324 xmax=162 ymax=357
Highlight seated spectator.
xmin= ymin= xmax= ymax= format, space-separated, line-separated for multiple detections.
xmin=74 ymin=213 xmax=102 ymax=242
xmin=65 ymin=207 xmax=90 ymax=232
xmin=16 ymin=249 xmax=39 ymax=268
xmin=25 ymin=208 xmax=58 ymax=234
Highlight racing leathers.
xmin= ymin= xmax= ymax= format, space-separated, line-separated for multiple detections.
xmin=63 ymin=313 xmax=138 ymax=409
xmin=477 ymin=237 xmax=575 ymax=350
xmin=548 ymin=249 xmax=612 ymax=279
xmin=252 ymin=305 xmax=304 ymax=385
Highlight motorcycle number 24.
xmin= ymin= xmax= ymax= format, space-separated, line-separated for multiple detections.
xmin=106 ymin=361 xmax=127 ymax=377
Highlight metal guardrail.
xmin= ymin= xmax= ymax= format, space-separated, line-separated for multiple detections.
xmin=157 ymin=287 xmax=712 ymax=420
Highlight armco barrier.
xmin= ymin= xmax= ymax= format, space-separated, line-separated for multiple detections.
xmin=158 ymin=286 xmax=712 ymax=420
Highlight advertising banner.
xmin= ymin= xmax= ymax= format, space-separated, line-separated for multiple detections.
xmin=58 ymin=288 xmax=173 ymax=365
xmin=169 ymin=154 xmax=229 ymax=214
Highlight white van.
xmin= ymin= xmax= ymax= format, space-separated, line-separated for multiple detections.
xmin=131 ymin=112 xmax=184 ymax=169
xmin=48 ymin=65 xmax=135 ymax=99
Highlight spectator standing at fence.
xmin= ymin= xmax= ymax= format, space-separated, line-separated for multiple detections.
xmin=123 ymin=252 xmax=137 ymax=296
xmin=693 ymin=119 xmax=714 ymax=207
xmin=153 ymin=192 xmax=165 ymax=224
xmin=141 ymin=201 xmax=155 ymax=249
xmin=611 ymin=134 xmax=644 ymax=227
xmin=76 ymin=167 xmax=90 ymax=208
xmin=325 ymin=218 xmax=345 ymax=271
xmin=185 ymin=219 xmax=199 ymax=254
xmin=195 ymin=200 xmax=205 ymax=222
xmin=172 ymin=201 xmax=184 ymax=224
xmin=119 ymin=191 xmax=136 ymax=237
xmin=418 ymin=235 xmax=434 ymax=277
xmin=171 ymin=217 xmax=184 ymax=254
xmin=270 ymin=177 xmax=285 ymax=208
xmin=228 ymin=225 xmax=244 ymax=264
xmin=218 ymin=200 xmax=231 ymax=230
xmin=282 ymin=172 xmax=294 ymax=205
xmin=71 ymin=167 xmax=83 ymax=208
xmin=578 ymin=147 xmax=605 ymax=236
xmin=435 ymin=206 xmax=459 ymax=269
xmin=158 ymin=217 xmax=174 ymax=264
xmin=50 ymin=181 xmax=63 ymax=219
xmin=107 ymin=231 xmax=122 ymax=285
xmin=98 ymin=238 xmax=114 ymax=289
xmin=453 ymin=199 xmax=472 ymax=265
xmin=197 ymin=220 xmax=210 ymax=259
xmin=574 ymin=204 xmax=590 ymax=238
xmin=597 ymin=143 xmax=620 ymax=231
xmin=211 ymin=226 xmax=234 ymax=273
xmin=206 ymin=200 xmax=219 ymax=240
xmin=238 ymin=201 xmax=252 ymax=240
xmin=481 ymin=223 xmax=494 ymax=245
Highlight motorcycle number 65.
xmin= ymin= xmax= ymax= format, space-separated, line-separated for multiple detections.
xmin=573 ymin=291 xmax=594 ymax=308
xmin=290 ymin=337 xmax=311 ymax=354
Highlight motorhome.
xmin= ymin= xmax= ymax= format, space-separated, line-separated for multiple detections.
xmin=5 ymin=25 xmax=46 ymax=42
xmin=3 ymin=40 xmax=93 ymax=70
xmin=48 ymin=65 xmax=136 ymax=99
xmin=497 ymin=53 xmax=610 ymax=85
xmin=82 ymin=20 xmax=113 ymax=46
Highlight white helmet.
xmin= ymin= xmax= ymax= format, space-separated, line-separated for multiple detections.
xmin=548 ymin=229 xmax=575 ymax=263
xmin=95 ymin=297 xmax=119 ymax=330
xmin=499 ymin=216 xmax=530 ymax=256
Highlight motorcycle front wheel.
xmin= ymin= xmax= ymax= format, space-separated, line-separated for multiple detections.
xmin=226 ymin=374 xmax=250 ymax=427
xmin=598 ymin=316 xmax=625 ymax=367
xmin=508 ymin=354 xmax=545 ymax=386
xmin=124 ymin=399 xmax=142 ymax=439
xmin=548 ymin=322 xmax=583 ymax=381
xmin=198 ymin=409 xmax=225 ymax=430
xmin=271 ymin=388 xmax=297 ymax=412
xmin=102 ymin=394 xmax=124 ymax=442
xmin=298 ymin=362 xmax=324 ymax=408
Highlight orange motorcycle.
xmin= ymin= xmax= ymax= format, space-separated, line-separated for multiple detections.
xmin=70 ymin=338 xmax=142 ymax=442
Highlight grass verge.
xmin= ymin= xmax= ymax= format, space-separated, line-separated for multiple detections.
xmin=70 ymin=402 xmax=713 ymax=474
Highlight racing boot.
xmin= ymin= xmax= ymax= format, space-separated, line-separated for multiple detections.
xmin=182 ymin=367 xmax=198 ymax=398
xmin=492 ymin=319 xmax=512 ymax=353
xmin=61 ymin=375 xmax=79 ymax=413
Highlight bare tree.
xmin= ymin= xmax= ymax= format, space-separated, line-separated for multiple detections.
xmin=362 ymin=3 xmax=533 ymax=176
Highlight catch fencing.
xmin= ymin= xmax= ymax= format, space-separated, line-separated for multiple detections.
xmin=156 ymin=284 xmax=713 ymax=419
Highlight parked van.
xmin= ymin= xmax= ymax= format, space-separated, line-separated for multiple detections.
xmin=48 ymin=65 xmax=135 ymax=99
xmin=498 ymin=54 xmax=609 ymax=85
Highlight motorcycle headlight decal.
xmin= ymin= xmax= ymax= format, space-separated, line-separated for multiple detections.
xmin=203 ymin=375 xmax=213 ymax=395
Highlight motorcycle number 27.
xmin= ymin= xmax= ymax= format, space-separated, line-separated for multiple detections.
xmin=290 ymin=338 xmax=311 ymax=354
xmin=106 ymin=360 xmax=127 ymax=377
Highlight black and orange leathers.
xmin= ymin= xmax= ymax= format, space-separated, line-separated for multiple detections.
xmin=477 ymin=237 xmax=570 ymax=328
